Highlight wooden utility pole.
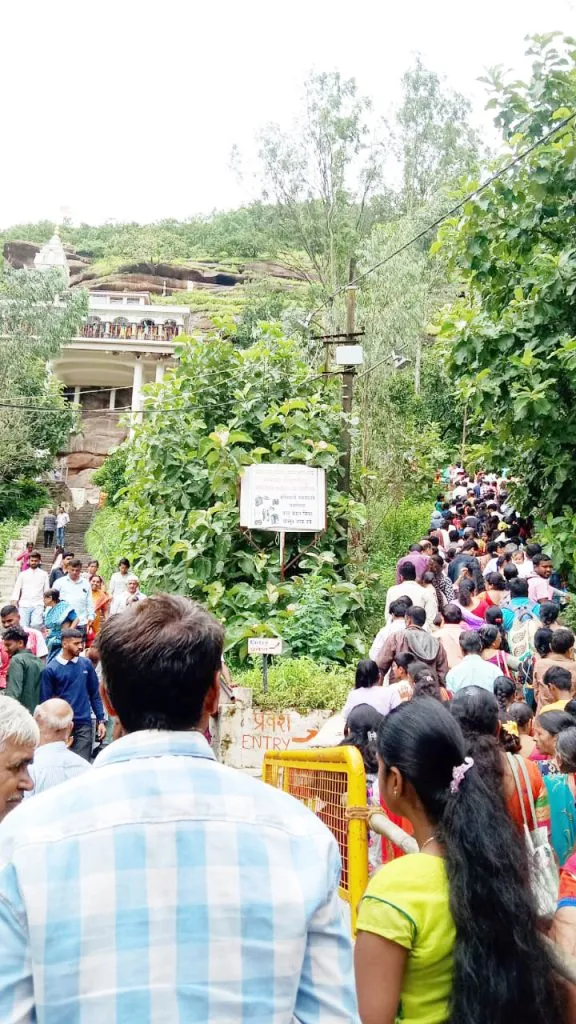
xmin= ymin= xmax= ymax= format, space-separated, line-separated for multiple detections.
xmin=340 ymin=282 xmax=357 ymax=494
xmin=414 ymin=335 xmax=422 ymax=395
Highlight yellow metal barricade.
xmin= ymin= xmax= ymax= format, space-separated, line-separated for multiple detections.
xmin=263 ymin=746 xmax=368 ymax=932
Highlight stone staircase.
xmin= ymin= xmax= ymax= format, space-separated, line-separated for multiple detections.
xmin=0 ymin=507 xmax=49 ymax=605
xmin=34 ymin=505 xmax=96 ymax=573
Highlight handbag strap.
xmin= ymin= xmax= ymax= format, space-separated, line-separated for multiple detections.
xmin=506 ymin=752 xmax=531 ymax=832
xmin=514 ymin=754 xmax=539 ymax=831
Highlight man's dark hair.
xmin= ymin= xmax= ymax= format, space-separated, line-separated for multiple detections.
xmin=30 ymin=551 xmax=41 ymax=560
xmin=3 ymin=626 xmax=28 ymax=645
xmin=408 ymin=544 xmax=422 ymax=553
xmin=405 ymin=606 xmax=426 ymax=628
xmin=543 ymin=665 xmax=572 ymax=693
xmin=69 ymin=558 xmax=82 ymax=569
xmin=448 ymin=529 xmax=459 ymax=543
xmin=462 ymin=540 xmax=479 ymax=552
xmin=532 ymin=553 xmax=552 ymax=568
xmin=63 ymin=550 xmax=75 ymax=559
xmin=0 ymin=604 xmax=18 ymax=618
xmin=509 ymin=577 xmax=529 ymax=598
xmin=485 ymin=573 xmax=507 ymax=591
xmin=487 ymin=541 xmax=501 ymax=555
xmin=459 ymin=630 xmax=483 ymax=655
xmin=429 ymin=536 xmax=440 ymax=549
xmin=551 ymin=628 xmax=575 ymax=656
xmin=389 ymin=597 xmax=412 ymax=617
xmin=398 ymin=561 xmax=416 ymax=581
xmin=61 ymin=629 xmax=83 ymax=640
xmin=443 ymin=604 xmax=463 ymax=625
xmin=99 ymin=594 xmax=224 ymax=732
xmin=526 ymin=543 xmax=542 ymax=559
xmin=118 ymin=558 xmax=131 ymax=569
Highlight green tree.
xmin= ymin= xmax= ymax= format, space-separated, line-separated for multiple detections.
xmin=105 ymin=326 xmax=372 ymax=660
xmin=257 ymin=72 xmax=391 ymax=298
xmin=396 ymin=56 xmax=481 ymax=209
xmin=432 ymin=34 xmax=576 ymax=571
xmin=0 ymin=266 xmax=86 ymax=483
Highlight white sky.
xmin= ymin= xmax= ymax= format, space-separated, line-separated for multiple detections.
xmin=1 ymin=0 xmax=574 ymax=227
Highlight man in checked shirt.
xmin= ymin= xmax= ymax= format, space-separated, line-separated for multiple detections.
xmin=0 ymin=593 xmax=358 ymax=1023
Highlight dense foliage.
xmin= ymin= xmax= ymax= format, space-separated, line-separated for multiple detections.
xmin=233 ymin=657 xmax=350 ymax=712
xmin=433 ymin=34 xmax=576 ymax=574
xmin=96 ymin=326 xmax=375 ymax=661
xmin=0 ymin=266 xmax=85 ymax=521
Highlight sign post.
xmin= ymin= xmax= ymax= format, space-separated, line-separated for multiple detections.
xmin=247 ymin=637 xmax=283 ymax=693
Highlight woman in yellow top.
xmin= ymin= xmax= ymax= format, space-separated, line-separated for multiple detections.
xmin=354 ymin=697 xmax=567 ymax=1024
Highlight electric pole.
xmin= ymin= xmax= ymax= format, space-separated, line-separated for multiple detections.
xmin=340 ymin=282 xmax=357 ymax=494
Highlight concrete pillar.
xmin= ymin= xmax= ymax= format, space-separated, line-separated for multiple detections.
xmin=109 ymin=387 xmax=117 ymax=411
xmin=155 ymin=362 xmax=165 ymax=384
xmin=130 ymin=360 xmax=144 ymax=438
xmin=73 ymin=386 xmax=81 ymax=404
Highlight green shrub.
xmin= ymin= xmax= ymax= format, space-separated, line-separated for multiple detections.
xmin=233 ymin=656 xmax=351 ymax=712
xmin=359 ymin=497 xmax=432 ymax=640
xmin=92 ymin=448 xmax=127 ymax=506
xmin=0 ymin=481 xmax=47 ymax=522
xmin=85 ymin=506 xmax=126 ymax=580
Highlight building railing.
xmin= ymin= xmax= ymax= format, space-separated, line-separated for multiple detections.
xmin=79 ymin=323 xmax=181 ymax=342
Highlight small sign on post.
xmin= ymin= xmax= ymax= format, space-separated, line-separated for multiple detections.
xmin=247 ymin=637 xmax=283 ymax=693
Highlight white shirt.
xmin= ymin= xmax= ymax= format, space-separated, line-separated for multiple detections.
xmin=341 ymin=683 xmax=407 ymax=721
xmin=56 ymin=512 xmax=69 ymax=528
xmin=483 ymin=557 xmax=500 ymax=577
xmin=384 ymin=581 xmax=438 ymax=629
xmin=446 ymin=654 xmax=501 ymax=694
xmin=26 ymin=740 xmax=91 ymax=797
xmin=12 ymin=567 xmax=49 ymax=607
xmin=369 ymin=618 xmax=406 ymax=662
xmin=110 ymin=590 xmax=146 ymax=615
xmin=25 ymin=628 xmax=48 ymax=660
xmin=108 ymin=572 xmax=130 ymax=598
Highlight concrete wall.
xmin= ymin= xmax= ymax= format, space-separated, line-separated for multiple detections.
xmin=212 ymin=690 xmax=332 ymax=775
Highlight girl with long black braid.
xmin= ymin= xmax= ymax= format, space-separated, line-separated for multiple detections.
xmin=354 ymin=698 xmax=566 ymax=1024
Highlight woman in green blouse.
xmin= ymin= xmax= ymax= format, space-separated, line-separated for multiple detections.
xmin=354 ymin=697 xmax=567 ymax=1024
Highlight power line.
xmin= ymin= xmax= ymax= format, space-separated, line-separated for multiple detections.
xmin=305 ymin=109 xmax=576 ymax=324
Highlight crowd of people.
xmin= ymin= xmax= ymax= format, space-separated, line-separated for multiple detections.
xmin=0 ymin=469 xmax=574 ymax=1021
xmin=338 ymin=467 xmax=576 ymax=1021
xmin=2 ymin=551 xmax=146 ymax=760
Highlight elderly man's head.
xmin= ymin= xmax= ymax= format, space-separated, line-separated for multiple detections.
xmin=34 ymin=699 xmax=74 ymax=747
xmin=126 ymin=575 xmax=140 ymax=594
xmin=0 ymin=697 xmax=38 ymax=820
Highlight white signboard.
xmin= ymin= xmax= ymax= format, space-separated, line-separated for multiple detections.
xmin=240 ymin=464 xmax=326 ymax=533
xmin=247 ymin=637 xmax=283 ymax=655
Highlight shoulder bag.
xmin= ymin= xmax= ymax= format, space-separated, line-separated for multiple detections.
xmin=507 ymin=752 xmax=559 ymax=919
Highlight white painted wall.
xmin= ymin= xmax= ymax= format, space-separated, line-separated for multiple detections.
xmin=212 ymin=693 xmax=332 ymax=775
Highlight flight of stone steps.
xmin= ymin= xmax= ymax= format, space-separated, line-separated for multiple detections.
xmin=33 ymin=504 xmax=97 ymax=576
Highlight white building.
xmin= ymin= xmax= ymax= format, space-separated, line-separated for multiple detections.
xmin=54 ymin=290 xmax=189 ymax=412
xmin=35 ymin=231 xmax=191 ymax=492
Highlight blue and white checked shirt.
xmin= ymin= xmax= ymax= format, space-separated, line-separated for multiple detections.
xmin=0 ymin=730 xmax=358 ymax=1023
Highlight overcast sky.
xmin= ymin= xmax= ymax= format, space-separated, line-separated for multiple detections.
xmin=2 ymin=0 xmax=574 ymax=227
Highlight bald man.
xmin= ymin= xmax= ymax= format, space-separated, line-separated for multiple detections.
xmin=27 ymin=698 xmax=91 ymax=797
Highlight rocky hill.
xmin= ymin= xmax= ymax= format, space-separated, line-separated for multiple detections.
xmin=3 ymin=238 xmax=309 ymax=330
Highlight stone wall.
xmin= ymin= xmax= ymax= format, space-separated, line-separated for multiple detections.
xmin=211 ymin=690 xmax=332 ymax=775
xmin=60 ymin=412 xmax=128 ymax=491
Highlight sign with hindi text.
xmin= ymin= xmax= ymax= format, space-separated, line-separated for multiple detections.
xmin=240 ymin=464 xmax=326 ymax=533
xmin=247 ymin=637 xmax=283 ymax=656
